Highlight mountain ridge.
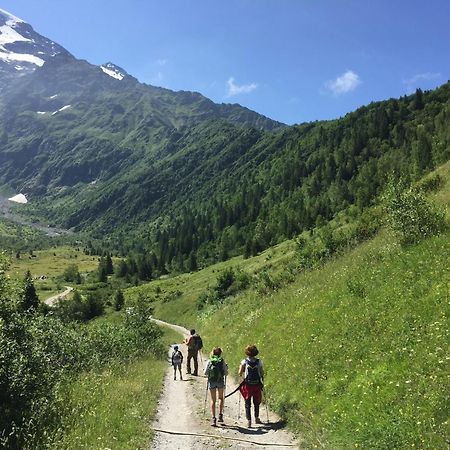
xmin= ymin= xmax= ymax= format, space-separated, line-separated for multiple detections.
xmin=0 ymin=8 xmax=449 ymax=269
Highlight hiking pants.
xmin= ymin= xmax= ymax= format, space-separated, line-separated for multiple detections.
xmin=187 ymin=349 xmax=198 ymax=375
xmin=245 ymin=397 xmax=260 ymax=420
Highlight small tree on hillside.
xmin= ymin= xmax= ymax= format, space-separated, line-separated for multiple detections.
xmin=188 ymin=251 xmax=197 ymax=271
xmin=114 ymin=289 xmax=125 ymax=311
xmin=63 ymin=264 xmax=82 ymax=284
xmin=20 ymin=270 xmax=39 ymax=312
xmin=85 ymin=293 xmax=104 ymax=320
xmin=98 ymin=258 xmax=108 ymax=282
xmin=115 ymin=260 xmax=128 ymax=278
xmin=105 ymin=255 xmax=114 ymax=275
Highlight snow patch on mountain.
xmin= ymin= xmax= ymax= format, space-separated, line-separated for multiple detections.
xmin=8 ymin=193 xmax=27 ymax=204
xmin=0 ymin=23 xmax=31 ymax=46
xmin=52 ymin=105 xmax=71 ymax=115
xmin=101 ymin=64 xmax=124 ymax=80
xmin=0 ymin=50 xmax=44 ymax=66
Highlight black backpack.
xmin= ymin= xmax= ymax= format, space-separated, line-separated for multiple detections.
xmin=245 ymin=358 xmax=261 ymax=385
xmin=193 ymin=334 xmax=203 ymax=351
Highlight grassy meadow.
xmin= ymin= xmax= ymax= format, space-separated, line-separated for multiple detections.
xmin=6 ymin=246 xmax=101 ymax=299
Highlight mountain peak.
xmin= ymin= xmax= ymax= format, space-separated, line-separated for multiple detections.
xmin=0 ymin=8 xmax=25 ymax=26
xmin=0 ymin=8 xmax=71 ymax=86
xmin=100 ymin=62 xmax=128 ymax=81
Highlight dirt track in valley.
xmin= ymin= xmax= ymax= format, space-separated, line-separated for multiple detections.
xmin=44 ymin=286 xmax=73 ymax=306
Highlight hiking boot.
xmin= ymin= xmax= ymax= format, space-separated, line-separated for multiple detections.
xmin=174 ymin=376 xmax=176 ymax=380
xmin=255 ymin=417 xmax=262 ymax=424
xmin=211 ymin=417 xmax=217 ymax=427
xmin=193 ymin=372 xmax=198 ymax=376
xmin=247 ymin=419 xmax=251 ymax=428
xmin=218 ymin=414 xmax=224 ymax=423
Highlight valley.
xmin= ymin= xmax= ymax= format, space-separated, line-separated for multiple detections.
xmin=1 ymin=4 xmax=449 ymax=450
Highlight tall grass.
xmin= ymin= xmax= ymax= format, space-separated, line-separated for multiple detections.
xmin=48 ymin=356 xmax=166 ymax=450
xmin=195 ymin=230 xmax=450 ymax=449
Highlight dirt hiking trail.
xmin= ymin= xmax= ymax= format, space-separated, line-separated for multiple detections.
xmin=150 ymin=318 xmax=300 ymax=449
xmin=44 ymin=286 xmax=73 ymax=307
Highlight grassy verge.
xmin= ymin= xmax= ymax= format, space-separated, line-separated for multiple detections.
xmin=47 ymin=324 xmax=178 ymax=450
xmin=49 ymin=355 xmax=166 ymax=450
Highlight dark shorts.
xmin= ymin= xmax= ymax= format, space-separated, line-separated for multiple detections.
xmin=208 ymin=380 xmax=225 ymax=390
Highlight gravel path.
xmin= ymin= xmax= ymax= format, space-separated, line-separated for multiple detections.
xmin=44 ymin=286 xmax=73 ymax=306
xmin=150 ymin=319 xmax=300 ymax=449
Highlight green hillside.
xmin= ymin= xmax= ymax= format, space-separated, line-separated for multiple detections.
xmin=127 ymin=162 xmax=450 ymax=449
xmin=1 ymin=49 xmax=450 ymax=274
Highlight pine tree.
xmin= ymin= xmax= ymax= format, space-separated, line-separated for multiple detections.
xmin=115 ymin=260 xmax=128 ymax=278
xmin=114 ymin=290 xmax=125 ymax=311
xmin=105 ymin=255 xmax=114 ymax=275
xmin=20 ymin=270 xmax=39 ymax=312
xmin=98 ymin=258 xmax=108 ymax=282
xmin=413 ymin=88 xmax=424 ymax=110
xmin=188 ymin=251 xmax=198 ymax=271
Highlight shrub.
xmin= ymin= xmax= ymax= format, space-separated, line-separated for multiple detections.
xmin=383 ymin=178 xmax=447 ymax=244
xmin=0 ymin=254 xmax=164 ymax=448
xmin=62 ymin=264 xmax=82 ymax=283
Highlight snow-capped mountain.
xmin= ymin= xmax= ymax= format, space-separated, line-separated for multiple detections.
xmin=0 ymin=8 xmax=72 ymax=86
xmin=100 ymin=62 xmax=128 ymax=81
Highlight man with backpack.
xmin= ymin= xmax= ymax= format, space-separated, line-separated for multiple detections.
xmin=238 ymin=344 xmax=264 ymax=428
xmin=184 ymin=328 xmax=203 ymax=376
xmin=204 ymin=347 xmax=228 ymax=426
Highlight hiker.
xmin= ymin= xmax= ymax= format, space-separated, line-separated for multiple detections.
xmin=171 ymin=345 xmax=183 ymax=380
xmin=239 ymin=344 xmax=264 ymax=427
xmin=185 ymin=328 xmax=203 ymax=376
xmin=204 ymin=347 xmax=228 ymax=426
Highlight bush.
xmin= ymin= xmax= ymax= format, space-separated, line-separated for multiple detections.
xmin=383 ymin=178 xmax=447 ymax=244
xmin=0 ymin=254 xmax=164 ymax=448
xmin=62 ymin=264 xmax=82 ymax=284
xmin=215 ymin=267 xmax=235 ymax=298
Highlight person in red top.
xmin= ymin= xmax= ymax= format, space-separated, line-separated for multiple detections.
xmin=238 ymin=344 xmax=264 ymax=428
xmin=184 ymin=329 xmax=202 ymax=376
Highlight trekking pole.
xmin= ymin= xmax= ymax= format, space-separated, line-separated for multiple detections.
xmin=203 ymin=379 xmax=208 ymax=417
xmin=262 ymin=387 xmax=269 ymax=423
xmin=238 ymin=391 xmax=241 ymax=421
xmin=223 ymin=375 xmax=227 ymax=409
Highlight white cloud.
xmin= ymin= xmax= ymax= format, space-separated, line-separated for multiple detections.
xmin=226 ymin=77 xmax=258 ymax=97
xmin=156 ymin=58 xmax=167 ymax=66
xmin=324 ymin=70 xmax=361 ymax=96
xmin=402 ymin=72 xmax=441 ymax=93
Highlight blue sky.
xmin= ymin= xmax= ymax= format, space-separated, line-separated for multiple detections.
xmin=2 ymin=0 xmax=449 ymax=125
